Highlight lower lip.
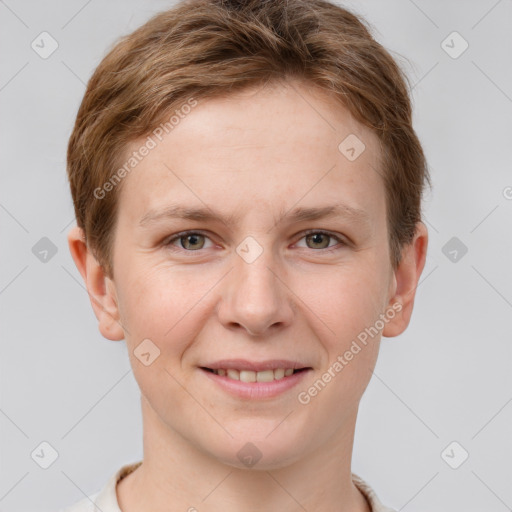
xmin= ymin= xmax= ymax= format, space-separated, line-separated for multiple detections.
xmin=200 ymin=368 xmax=311 ymax=400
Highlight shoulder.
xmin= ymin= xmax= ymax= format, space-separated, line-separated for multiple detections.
xmin=57 ymin=461 xmax=142 ymax=512
xmin=352 ymin=473 xmax=397 ymax=512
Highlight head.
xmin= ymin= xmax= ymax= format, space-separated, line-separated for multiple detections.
xmin=67 ymin=0 xmax=429 ymax=468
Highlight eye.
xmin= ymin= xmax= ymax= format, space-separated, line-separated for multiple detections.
xmin=295 ymin=230 xmax=345 ymax=252
xmin=164 ymin=231 xmax=214 ymax=251
xmin=163 ymin=229 xmax=346 ymax=254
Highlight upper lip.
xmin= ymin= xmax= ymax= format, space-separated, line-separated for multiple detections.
xmin=201 ymin=359 xmax=312 ymax=372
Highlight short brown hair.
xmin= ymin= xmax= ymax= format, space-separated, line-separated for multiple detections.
xmin=67 ymin=0 xmax=430 ymax=278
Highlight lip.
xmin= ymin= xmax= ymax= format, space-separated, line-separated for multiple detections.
xmin=199 ymin=365 xmax=312 ymax=400
xmin=201 ymin=359 xmax=310 ymax=372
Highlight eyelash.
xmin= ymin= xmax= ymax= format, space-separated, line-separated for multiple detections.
xmin=163 ymin=229 xmax=346 ymax=255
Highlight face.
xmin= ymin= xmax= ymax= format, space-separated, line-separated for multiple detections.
xmin=80 ymin=80 xmax=422 ymax=469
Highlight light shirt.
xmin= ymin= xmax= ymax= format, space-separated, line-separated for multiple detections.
xmin=59 ymin=461 xmax=396 ymax=512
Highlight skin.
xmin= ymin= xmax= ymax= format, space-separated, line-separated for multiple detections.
xmin=68 ymin=79 xmax=428 ymax=512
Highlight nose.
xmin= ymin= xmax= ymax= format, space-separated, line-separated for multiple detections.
xmin=216 ymin=247 xmax=294 ymax=337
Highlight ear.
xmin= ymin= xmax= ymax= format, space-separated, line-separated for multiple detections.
xmin=67 ymin=226 xmax=125 ymax=341
xmin=382 ymin=221 xmax=428 ymax=338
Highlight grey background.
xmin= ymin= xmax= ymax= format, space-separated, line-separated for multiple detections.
xmin=1 ymin=0 xmax=511 ymax=511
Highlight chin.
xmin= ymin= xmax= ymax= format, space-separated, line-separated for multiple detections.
xmin=201 ymin=430 xmax=307 ymax=471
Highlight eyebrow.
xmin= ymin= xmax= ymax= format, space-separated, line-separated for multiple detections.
xmin=139 ymin=203 xmax=371 ymax=229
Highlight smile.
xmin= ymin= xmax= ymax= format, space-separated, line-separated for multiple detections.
xmin=202 ymin=367 xmax=307 ymax=382
xmin=199 ymin=362 xmax=312 ymax=400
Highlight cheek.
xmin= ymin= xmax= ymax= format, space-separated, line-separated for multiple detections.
xmin=292 ymin=261 xmax=387 ymax=399
xmin=117 ymin=264 xmax=203 ymax=336
xmin=292 ymin=261 xmax=388 ymax=343
xmin=114 ymin=269 xmax=203 ymax=410
xmin=115 ymin=264 xmax=222 ymax=386
xmin=295 ymin=267 xmax=385 ymax=416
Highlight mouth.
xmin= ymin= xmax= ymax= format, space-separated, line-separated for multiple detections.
xmin=200 ymin=367 xmax=309 ymax=382
xmin=199 ymin=360 xmax=312 ymax=399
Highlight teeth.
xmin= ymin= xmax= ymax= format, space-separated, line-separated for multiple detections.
xmin=227 ymin=369 xmax=240 ymax=380
xmin=240 ymin=370 xmax=256 ymax=383
xmin=273 ymin=368 xmax=285 ymax=380
xmin=256 ymin=370 xmax=274 ymax=382
xmin=213 ymin=368 xmax=300 ymax=381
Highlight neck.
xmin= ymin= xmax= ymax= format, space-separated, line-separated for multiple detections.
xmin=117 ymin=395 xmax=371 ymax=512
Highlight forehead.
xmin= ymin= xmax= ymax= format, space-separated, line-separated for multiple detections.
xmin=116 ymin=80 xmax=384 ymax=226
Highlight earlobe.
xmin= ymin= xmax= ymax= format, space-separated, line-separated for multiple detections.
xmin=67 ymin=226 xmax=125 ymax=341
xmin=382 ymin=222 xmax=428 ymax=338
